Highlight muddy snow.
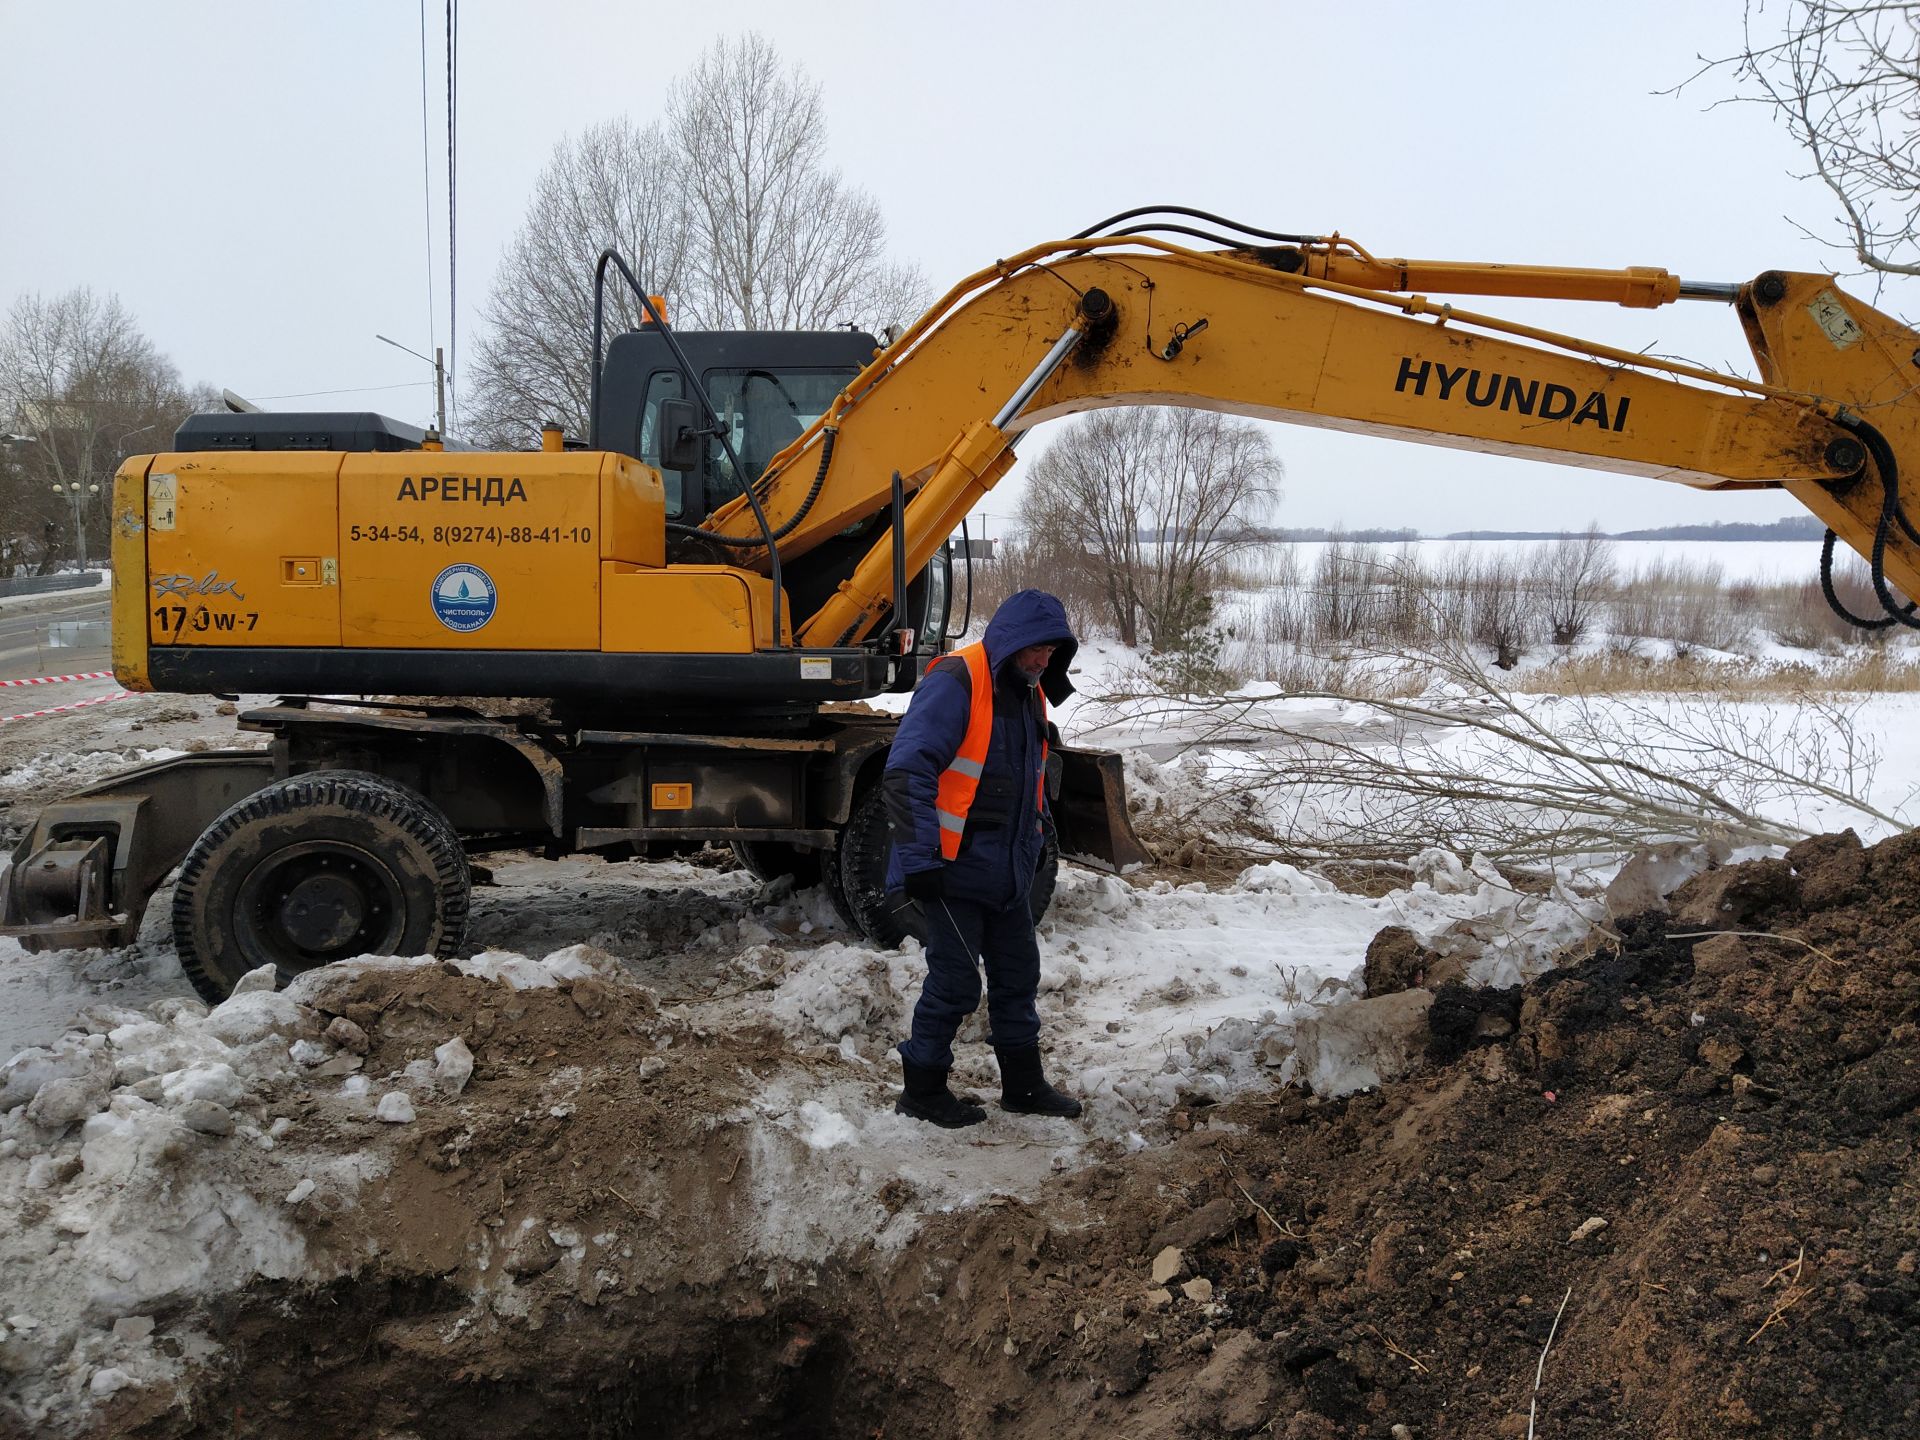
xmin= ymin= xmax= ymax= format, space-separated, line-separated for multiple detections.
xmin=0 ymin=829 xmax=1598 ymax=1433
xmin=1 ymin=670 xmax=1916 ymax=1436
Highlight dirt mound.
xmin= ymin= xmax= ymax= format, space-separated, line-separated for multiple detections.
xmin=887 ymin=827 xmax=1920 ymax=1438
xmin=49 ymin=832 xmax=1920 ymax=1438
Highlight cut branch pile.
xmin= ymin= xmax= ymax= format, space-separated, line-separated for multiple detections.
xmin=1086 ymin=634 xmax=1904 ymax=870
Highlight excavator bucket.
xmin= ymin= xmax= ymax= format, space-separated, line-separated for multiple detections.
xmin=1050 ymin=743 xmax=1153 ymax=873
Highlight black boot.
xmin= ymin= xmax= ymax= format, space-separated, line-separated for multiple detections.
xmin=896 ymin=1059 xmax=987 ymax=1129
xmin=995 ymin=1043 xmax=1083 ymax=1118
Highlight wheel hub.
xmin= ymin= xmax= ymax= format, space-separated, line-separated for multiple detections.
xmin=238 ymin=843 xmax=399 ymax=966
xmin=277 ymin=872 xmax=368 ymax=951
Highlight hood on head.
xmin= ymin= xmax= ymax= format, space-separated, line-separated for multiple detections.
xmin=982 ymin=589 xmax=1077 ymax=705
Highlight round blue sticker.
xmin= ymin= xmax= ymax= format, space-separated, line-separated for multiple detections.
xmin=431 ymin=563 xmax=497 ymax=632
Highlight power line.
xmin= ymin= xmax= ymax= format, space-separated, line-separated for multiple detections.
xmin=446 ymin=0 xmax=459 ymax=431
xmin=250 ymin=382 xmax=434 ymax=401
xmin=417 ymin=0 xmax=436 ymax=360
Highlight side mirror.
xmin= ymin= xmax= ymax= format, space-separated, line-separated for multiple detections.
xmin=659 ymin=398 xmax=702 ymax=471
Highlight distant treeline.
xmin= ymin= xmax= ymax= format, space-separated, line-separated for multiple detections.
xmin=1136 ymin=517 xmax=1827 ymax=544
xmin=1439 ymin=516 xmax=1826 ymax=542
xmin=1259 ymin=526 xmax=1422 ymax=542
xmin=1144 ymin=526 xmax=1422 ymax=542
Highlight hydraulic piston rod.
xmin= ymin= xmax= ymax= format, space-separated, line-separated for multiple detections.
xmin=994 ymin=322 xmax=1089 ymax=428
xmin=799 ymin=303 xmax=1105 ymax=647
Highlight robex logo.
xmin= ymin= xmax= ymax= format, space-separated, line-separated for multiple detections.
xmin=1394 ymin=357 xmax=1631 ymax=433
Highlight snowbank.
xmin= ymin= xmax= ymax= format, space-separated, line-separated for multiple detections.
xmin=0 ymin=826 xmax=1604 ymax=1432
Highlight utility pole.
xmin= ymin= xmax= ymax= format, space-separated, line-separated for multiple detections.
xmin=51 ymin=480 xmax=97 ymax=569
xmin=375 ymin=334 xmax=448 ymax=437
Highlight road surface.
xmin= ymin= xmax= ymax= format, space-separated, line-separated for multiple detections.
xmin=0 ymin=592 xmax=111 ymax=684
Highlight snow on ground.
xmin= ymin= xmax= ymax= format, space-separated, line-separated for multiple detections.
xmin=0 ymin=768 xmax=1603 ymax=1428
xmin=2 ymin=609 xmax=1918 ymax=1430
xmin=0 ymin=745 xmax=186 ymax=804
xmin=1233 ymin=537 xmax=1840 ymax=586
xmin=692 ymin=850 xmax=1594 ymax=1198
xmin=0 ymin=871 xmax=1584 ymax=1426
xmin=0 ymin=970 xmax=364 ymax=1426
xmin=0 ymin=941 xmax=187 ymax=1068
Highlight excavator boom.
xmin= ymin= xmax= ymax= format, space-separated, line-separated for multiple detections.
xmin=12 ymin=213 xmax=1920 ymax=986
xmin=700 ymin=235 xmax=1918 ymax=646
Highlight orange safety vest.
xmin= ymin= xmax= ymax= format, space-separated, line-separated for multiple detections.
xmin=933 ymin=643 xmax=1048 ymax=860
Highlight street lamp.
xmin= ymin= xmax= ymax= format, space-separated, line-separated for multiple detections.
xmin=65 ymin=424 xmax=161 ymax=574
xmin=374 ymin=334 xmax=448 ymax=438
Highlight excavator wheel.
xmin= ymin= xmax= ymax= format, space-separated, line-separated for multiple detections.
xmin=835 ymin=784 xmax=1059 ymax=949
xmin=729 ymin=841 xmax=825 ymax=888
xmin=821 ymin=844 xmax=860 ymax=934
xmin=835 ymin=786 xmax=909 ymax=945
xmin=170 ymin=770 xmax=470 ymax=1004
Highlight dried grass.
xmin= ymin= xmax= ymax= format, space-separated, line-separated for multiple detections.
xmin=1508 ymin=648 xmax=1920 ymax=696
xmin=963 ymin=533 xmax=1919 ymax=696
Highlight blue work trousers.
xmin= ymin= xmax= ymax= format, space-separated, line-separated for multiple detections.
xmin=899 ymin=894 xmax=1041 ymax=1070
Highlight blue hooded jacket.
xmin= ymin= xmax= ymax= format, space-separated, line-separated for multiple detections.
xmin=883 ymin=590 xmax=1077 ymax=906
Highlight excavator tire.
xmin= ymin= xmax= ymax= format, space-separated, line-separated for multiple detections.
xmin=821 ymin=837 xmax=860 ymax=934
xmin=171 ymin=770 xmax=470 ymax=1004
xmin=836 ymin=784 xmax=1059 ymax=949
xmin=729 ymin=841 xmax=825 ymax=888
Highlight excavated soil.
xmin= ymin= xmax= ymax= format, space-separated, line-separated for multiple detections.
xmin=54 ymin=830 xmax=1920 ymax=1439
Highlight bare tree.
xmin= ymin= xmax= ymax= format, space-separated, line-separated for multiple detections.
xmin=466 ymin=118 xmax=693 ymax=447
xmin=1308 ymin=536 xmax=1383 ymax=646
xmin=1019 ymin=409 xmax=1152 ymax=645
xmin=466 ymin=35 xmax=924 ymax=448
xmin=1693 ymin=3 xmax=1920 ymax=278
xmin=668 ymin=35 xmax=923 ymax=331
xmin=0 ymin=289 xmax=202 ymax=571
xmin=1536 ymin=525 xmax=1616 ymax=646
xmin=1018 ymin=408 xmax=1282 ymax=647
xmin=1468 ymin=552 xmax=1536 ymax=669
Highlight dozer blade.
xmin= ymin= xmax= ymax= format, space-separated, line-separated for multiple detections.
xmin=1050 ymin=743 xmax=1153 ymax=873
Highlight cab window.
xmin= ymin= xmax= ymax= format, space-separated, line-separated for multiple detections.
xmin=640 ymin=367 xmax=850 ymax=521
xmin=638 ymin=370 xmax=686 ymax=512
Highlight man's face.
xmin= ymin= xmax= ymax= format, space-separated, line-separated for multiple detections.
xmin=1011 ymin=642 xmax=1058 ymax=683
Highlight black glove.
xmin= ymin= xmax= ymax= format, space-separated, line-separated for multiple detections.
xmin=904 ymin=867 xmax=945 ymax=901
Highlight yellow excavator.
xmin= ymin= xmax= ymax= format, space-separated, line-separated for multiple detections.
xmin=4 ymin=207 xmax=1917 ymax=1000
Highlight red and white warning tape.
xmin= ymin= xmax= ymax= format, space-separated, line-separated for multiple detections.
xmin=0 ymin=671 xmax=112 ymax=689
xmin=0 ymin=691 xmax=133 ymax=725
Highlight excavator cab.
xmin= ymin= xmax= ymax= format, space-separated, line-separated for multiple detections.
xmin=589 ymin=316 xmax=963 ymax=679
xmin=594 ymin=327 xmax=880 ymax=525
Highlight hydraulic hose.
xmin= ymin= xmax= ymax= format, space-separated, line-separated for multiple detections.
xmin=1072 ymin=205 xmax=1318 ymax=245
xmin=591 ymin=248 xmax=788 ymax=645
xmin=667 ymin=425 xmax=837 ymax=549
xmin=957 ymin=516 xmax=974 ymax=640
xmin=1819 ymin=414 xmax=1920 ymax=631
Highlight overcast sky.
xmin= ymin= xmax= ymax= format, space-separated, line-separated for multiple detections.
xmin=4 ymin=0 xmax=1908 ymax=537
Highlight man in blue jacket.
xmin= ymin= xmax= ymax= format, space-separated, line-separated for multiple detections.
xmin=883 ymin=589 xmax=1083 ymax=1128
